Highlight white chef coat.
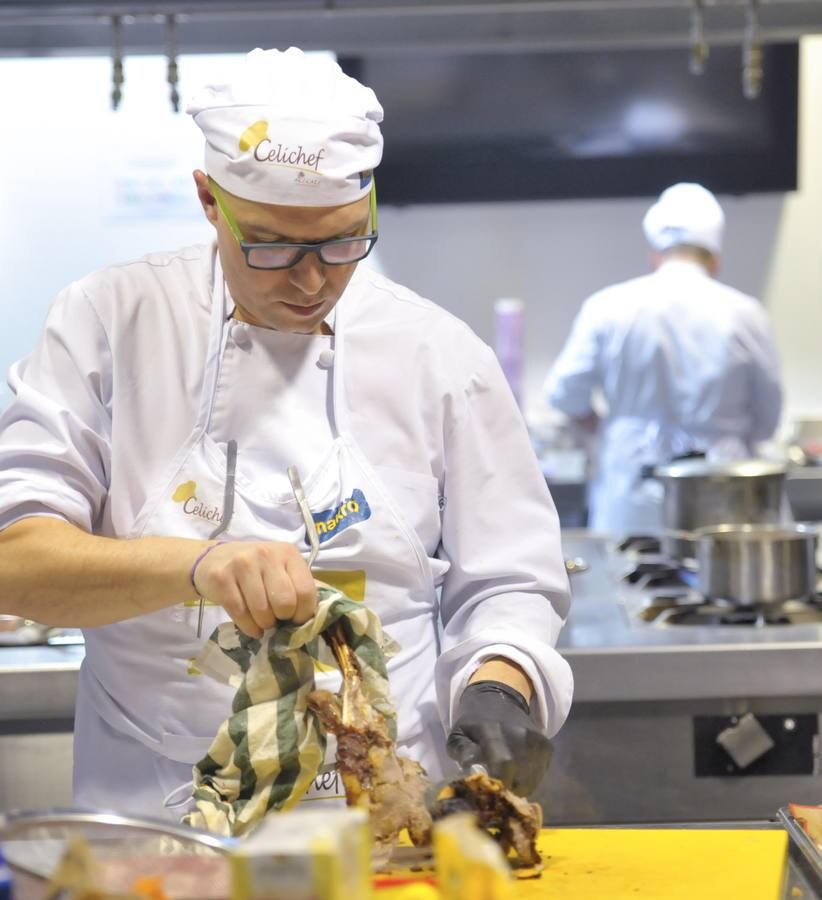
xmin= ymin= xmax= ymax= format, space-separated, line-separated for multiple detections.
xmin=208 ymin=317 xmax=334 ymax=494
xmin=0 ymin=242 xmax=573 ymax=815
xmin=545 ymin=259 xmax=782 ymax=535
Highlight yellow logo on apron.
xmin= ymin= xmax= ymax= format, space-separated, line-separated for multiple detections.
xmin=172 ymin=481 xmax=196 ymax=502
xmin=172 ymin=480 xmax=223 ymax=526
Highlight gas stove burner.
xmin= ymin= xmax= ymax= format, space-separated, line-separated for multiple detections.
xmin=616 ymin=534 xmax=662 ymax=555
xmin=651 ymin=597 xmax=822 ymax=627
xmin=636 ymin=593 xmax=702 ymax=623
xmin=622 ymin=561 xmax=696 ymax=591
xmin=622 ymin=561 xmax=674 ymax=584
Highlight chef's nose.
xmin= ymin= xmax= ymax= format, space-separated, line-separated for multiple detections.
xmin=288 ymin=251 xmax=326 ymax=297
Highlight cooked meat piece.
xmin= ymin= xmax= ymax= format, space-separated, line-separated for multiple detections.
xmin=307 ymin=621 xmax=433 ymax=865
xmin=431 ymin=771 xmax=543 ymax=868
xmin=789 ymin=802 xmax=822 ymax=849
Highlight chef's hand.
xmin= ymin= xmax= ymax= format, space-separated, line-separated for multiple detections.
xmin=446 ymin=680 xmax=553 ymax=797
xmin=191 ymin=541 xmax=317 ymax=638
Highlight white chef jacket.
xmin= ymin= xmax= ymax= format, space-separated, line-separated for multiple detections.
xmin=0 ymin=243 xmax=573 ymax=800
xmin=545 ymin=259 xmax=782 ymax=535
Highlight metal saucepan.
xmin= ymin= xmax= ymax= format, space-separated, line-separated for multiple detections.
xmin=645 ymin=459 xmax=788 ymax=562
xmin=694 ymin=523 xmax=818 ymax=606
xmin=0 ymin=616 xmax=84 ymax=646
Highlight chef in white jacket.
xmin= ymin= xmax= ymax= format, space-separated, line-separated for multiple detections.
xmin=0 ymin=48 xmax=572 ymax=819
xmin=545 ymin=183 xmax=782 ymax=536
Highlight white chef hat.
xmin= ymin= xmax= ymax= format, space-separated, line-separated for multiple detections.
xmin=642 ymin=183 xmax=725 ymax=255
xmin=187 ymin=47 xmax=383 ymax=207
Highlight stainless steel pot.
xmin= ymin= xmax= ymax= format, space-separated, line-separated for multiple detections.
xmin=695 ymin=523 xmax=818 ymax=606
xmin=649 ymin=459 xmax=788 ymax=562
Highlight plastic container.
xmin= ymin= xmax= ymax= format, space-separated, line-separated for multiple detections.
xmin=230 ymin=807 xmax=371 ymax=900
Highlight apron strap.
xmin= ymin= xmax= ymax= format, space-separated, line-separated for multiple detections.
xmin=208 ymin=439 xmax=237 ymax=541
xmin=196 ymin=439 xmax=238 ymax=638
xmin=195 ymin=251 xmax=232 ymax=432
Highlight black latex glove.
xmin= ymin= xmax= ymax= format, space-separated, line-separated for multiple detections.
xmin=446 ymin=680 xmax=553 ymax=797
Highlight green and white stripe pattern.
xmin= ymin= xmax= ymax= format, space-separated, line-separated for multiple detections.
xmin=185 ymin=584 xmax=399 ymax=836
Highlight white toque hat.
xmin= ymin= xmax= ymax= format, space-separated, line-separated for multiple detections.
xmin=187 ymin=47 xmax=383 ymax=207
xmin=642 ymin=182 xmax=725 ymax=255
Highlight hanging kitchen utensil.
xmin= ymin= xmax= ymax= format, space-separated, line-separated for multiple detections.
xmin=110 ymin=15 xmax=124 ymax=111
xmin=166 ymin=14 xmax=179 ymax=113
xmin=742 ymin=0 xmax=763 ymax=99
xmin=689 ymin=0 xmax=709 ymax=75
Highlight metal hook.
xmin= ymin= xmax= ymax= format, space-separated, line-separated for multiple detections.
xmin=166 ymin=14 xmax=180 ymax=113
xmin=110 ymin=15 xmax=124 ymax=111
xmin=742 ymin=0 xmax=763 ymax=99
xmin=688 ymin=0 xmax=708 ymax=76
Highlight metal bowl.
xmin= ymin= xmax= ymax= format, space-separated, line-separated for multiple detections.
xmin=0 ymin=809 xmax=233 ymax=899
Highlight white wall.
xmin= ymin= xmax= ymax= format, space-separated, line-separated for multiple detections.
xmin=0 ymin=55 xmax=232 ymax=406
xmin=765 ymin=36 xmax=822 ymax=425
xmin=1 ymin=40 xmax=820 ymax=429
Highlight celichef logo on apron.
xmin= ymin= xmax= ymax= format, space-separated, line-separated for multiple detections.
xmin=312 ymin=489 xmax=371 ymax=544
xmin=171 ymin=480 xmax=223 ymax=524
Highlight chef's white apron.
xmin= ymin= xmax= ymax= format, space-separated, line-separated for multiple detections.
xmin=74 ymin=257 xmax=446 ymax=820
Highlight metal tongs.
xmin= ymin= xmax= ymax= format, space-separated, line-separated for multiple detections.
xmin=288 ymin=465 xmax=319 ymax=568
xmin=289 ymin=466 xmax=354 ymax=683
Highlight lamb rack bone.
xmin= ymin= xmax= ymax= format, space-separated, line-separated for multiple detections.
xmin=307 ymin=619 xmax=433 ymax=859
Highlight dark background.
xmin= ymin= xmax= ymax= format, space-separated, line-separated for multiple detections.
xmin=341 ymin=43 xmax=799 ymax=205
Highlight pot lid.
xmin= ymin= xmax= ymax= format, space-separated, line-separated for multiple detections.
xmin=653 ymin=459 xmax=786 ymax=479
xmin=694 ymin=523 xmax=818 ymax=541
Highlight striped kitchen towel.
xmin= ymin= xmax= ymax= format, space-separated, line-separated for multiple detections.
xmin=184 ymin=584 xmax=398 ymax=836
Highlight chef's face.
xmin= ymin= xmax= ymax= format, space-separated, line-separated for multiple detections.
xmin=194 ymin=170 xmax=370 ymax=334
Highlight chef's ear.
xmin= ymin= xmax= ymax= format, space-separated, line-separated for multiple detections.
xmin=193 ymin=170 xmax=219 ymax=227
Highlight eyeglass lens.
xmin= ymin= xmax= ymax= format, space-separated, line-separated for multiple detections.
xmin=246 ymin=236 xmax=374 ymax=269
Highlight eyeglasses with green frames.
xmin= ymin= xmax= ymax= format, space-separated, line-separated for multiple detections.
xmin=208 ymin=176 xmax=379 ymax=271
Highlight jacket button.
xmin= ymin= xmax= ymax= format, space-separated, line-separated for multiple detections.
xmin=232 ymin=324 xmax=251 ymax=350
xmin=317 ymin=349 xmax=335 ymax=369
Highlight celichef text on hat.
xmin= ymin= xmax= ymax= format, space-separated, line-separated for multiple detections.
xmin=253 ymin=139 xmax=326 ymax=173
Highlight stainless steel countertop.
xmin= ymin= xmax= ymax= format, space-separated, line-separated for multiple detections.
xmin=3 ymin=530 xmax=822 ymax=721
xmin=559 ymin=530 xmax=822 ymax=703
xmin=0 ymin=643 xmax=83 ymax=720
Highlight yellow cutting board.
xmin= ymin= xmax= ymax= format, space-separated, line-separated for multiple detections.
xmin=516 ymin=828 xmax=788 ymax=899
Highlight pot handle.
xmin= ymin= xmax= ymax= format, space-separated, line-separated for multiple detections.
xmin=661 ymin=527 xmax=700 ymax=544
xmin=641 ymin=451 xmax=707 ymax=480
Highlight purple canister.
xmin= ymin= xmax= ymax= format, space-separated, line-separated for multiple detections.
xmin=493 ymin=297 xmax=524 ymax=407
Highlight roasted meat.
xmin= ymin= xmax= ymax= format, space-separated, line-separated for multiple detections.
xmin=789 ymin=802 xmax=822 ymax=849
xmin=431 ymin=770 xmax=543 ymax=868
xmin=307 ymin=621 xmax=433 ymax=865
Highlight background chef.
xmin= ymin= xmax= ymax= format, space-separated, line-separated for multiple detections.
xmin=0 ymin=48 xmax=572 ymax=819
xmin=544 ymin=182 xmax=783 ymax=536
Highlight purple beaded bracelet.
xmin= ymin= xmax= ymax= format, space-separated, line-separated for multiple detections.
xmin=190 ymin=541 xmax=225 ymax=593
